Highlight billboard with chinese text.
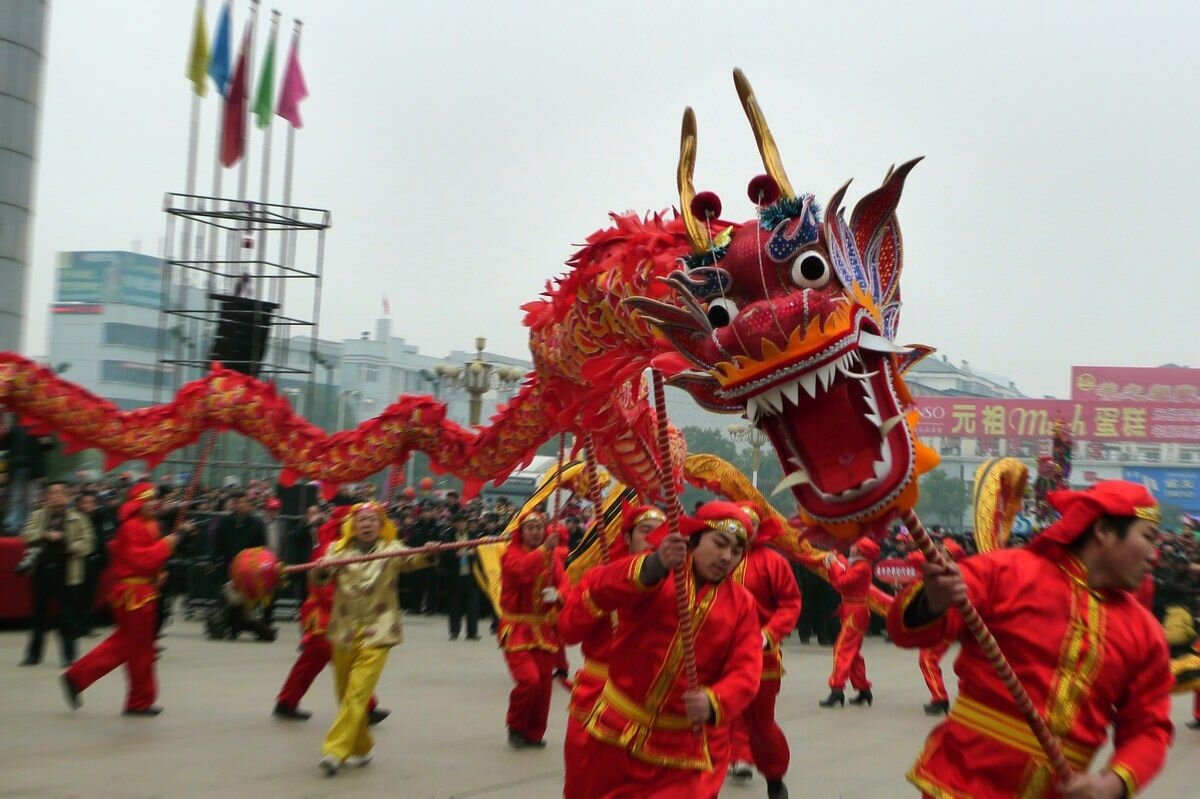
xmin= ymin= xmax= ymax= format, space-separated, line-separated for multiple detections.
xmin=55 ymin=251 xmax=163 ymax=309
xmin=916 ymin=397 xmax=1200 ymax=444
xmin=1072 ymin=366 xmax=1200 ymax=404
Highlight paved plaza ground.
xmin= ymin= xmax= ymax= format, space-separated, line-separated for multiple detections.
xmin=1 ymin=613 xmax=1197 ymax=798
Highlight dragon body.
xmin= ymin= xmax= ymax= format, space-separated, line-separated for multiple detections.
xmin=0 ymin=70 xmax=935 ymax=543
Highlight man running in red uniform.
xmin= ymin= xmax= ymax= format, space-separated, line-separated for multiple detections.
xmin=568 ymin=501 xmax=762 ymax=798
xmin=819 ymin=537 xmax=879 ymax=708
xmin=499 ymin=511 xmax=567 ymax=748
xmin=888 ymin=480 xmax=1173 ymax=797
xmin=62 ymin=483 xmax=175 ymax=715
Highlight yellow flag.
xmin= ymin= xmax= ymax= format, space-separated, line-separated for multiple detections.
xmin=186 ymin=1 xmax=209 ymax=97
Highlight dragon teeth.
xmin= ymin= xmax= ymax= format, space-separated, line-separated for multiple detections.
xmin=879 ymin=414 xmax=905 ymax=439
xmin=858 ymin=330 xmax=913 ymax=354
xmin=798 ymin=371 xmax=818 ymax=398
xmin=772 ymin=467 xmax=812 ymax=496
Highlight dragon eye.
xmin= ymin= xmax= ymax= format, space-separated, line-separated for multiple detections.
xmin=706 ymin=298 xmax=739 ymax=328
xmin=791 ymin=252 xmax=830 ymax=289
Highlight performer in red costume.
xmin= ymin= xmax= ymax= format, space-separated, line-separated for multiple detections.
xmin=499 ymin=511 xmax=567 ymax=748
xmin=888 ymin=480 xmax=1173 ymax=798
xmin=905 ymin=538 xmax=966 ymax=716
xmin=61 ymin=483 xmax=176 ymax=715
xmin=548 ymin=520 xmax=574 ymax=690
xmin=273 ymin=505 xmax=387 ymax=725
xmin=819 ymin=537 xmax=879 ymax=708
xmin=568 ymin=501 xmax=762 ymax=798
xmin=558 ymin=502 xmax=663 ymax=798
xmin=725 ymin=502 xmax=801 ymax=799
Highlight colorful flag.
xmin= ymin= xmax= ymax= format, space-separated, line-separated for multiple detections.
xmin=220 ymin=29 xmax=249 ymax=167
xmin=252 ymin=20 xmax=277 ymax=129
xmin=186 ymin=1 xmax=209 ymax=97
xmin=276 ymin=29 xmax=309 ymax=128
xmin=208 ymin=0 xmax=232 ymax=97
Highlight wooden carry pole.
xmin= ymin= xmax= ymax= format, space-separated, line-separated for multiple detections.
xmin=649 ymin=370 xmax=700 ymax=717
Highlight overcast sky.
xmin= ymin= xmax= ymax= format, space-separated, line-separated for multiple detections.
xmin=22 ymin=1 xmax=1200 ymax=398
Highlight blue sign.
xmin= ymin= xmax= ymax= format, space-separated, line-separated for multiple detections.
xmin=1123 ymin=467 xmax=1200 ymax=513
xmin=1011 ymin=514 xmax=1035 ymax=536
xmin=56 ymin=251 xmax=163 ymax=309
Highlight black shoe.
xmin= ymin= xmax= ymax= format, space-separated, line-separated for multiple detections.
xmin=368 ymin=708 xmax=390 ymax=726
xmin=449 ymin=633 xmax=459 ymax=640
xmin=849 ymin=689 xmax=873 ymax=706
xmin=923 ymin=699 xmax=950 ymax=716
xmin=122 ymin=706 xmax=163 ymax=716
xmin=466 ymin=634 xmax=481 ymax=641
xmin=273 ymin=703 xmax=312 ymax=721
xmin=818 ymin=690 xmax=845 ymax=708
xmin=60 ymin=674 xmax=82 ymax=710
xmin=1186 ymin=718 xmax=1200 ymax=730
xmin=507 ymin=729 xmax=529 ymax=749
xmin=767 ymin=780 xmax=789 ymax=799
xmin=19 ymin=657 xmax=39 ymax=667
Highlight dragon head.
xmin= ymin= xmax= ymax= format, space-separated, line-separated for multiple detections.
xmin=629 ymin=70 xmax=938 ymax=538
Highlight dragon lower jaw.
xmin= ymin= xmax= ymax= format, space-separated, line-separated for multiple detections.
xmin=746 ymin=352 xmax=917 ymax=525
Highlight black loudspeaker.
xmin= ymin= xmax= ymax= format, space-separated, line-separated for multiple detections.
xmin=275 ymin=482 xmax=319 ymax=518
xmin=208 ymin=294 xmax=278 ymax=377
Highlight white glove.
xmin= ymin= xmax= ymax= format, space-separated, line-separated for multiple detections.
xmin=540 ymin=587 xmax=560 ymax=604
xmin=762 ymin=632 xmax=771 ymax=651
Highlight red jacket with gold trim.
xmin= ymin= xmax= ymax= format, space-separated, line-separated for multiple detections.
xmin=499 ymin=540 xmax=566 ymax=654
xmin=829 ymin=556 xmax=872 ymax=632
xmin=578 ymin=552 xmax=762 ymax=771
xmin=105 ymin=516 xmax=173 ymax=612
xmin=887 ymin=546 xmax=1173 ymax=798
xmin=733 ymin=545 xmax=801 ymax=681
xmin=558 ymin=556 xmax=638 ymax=719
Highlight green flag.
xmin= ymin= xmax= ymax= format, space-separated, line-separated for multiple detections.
xmin=253 ymin=23 xmax=278 ymax=129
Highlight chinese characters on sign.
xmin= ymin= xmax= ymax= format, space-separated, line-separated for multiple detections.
xmin=917 ymin=398 xmax=1200 ymax=444
xmin=1072 ymin=366 xmax=1200 ymax=404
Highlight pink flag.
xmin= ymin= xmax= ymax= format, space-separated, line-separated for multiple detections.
xmin=276 ymin=31 xmax=309 ymax=128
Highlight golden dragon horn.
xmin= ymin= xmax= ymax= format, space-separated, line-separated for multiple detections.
xmin=678 ymin=107 xmax=712 ymax=254
xmin=733 ymin=68 xmax=795 ymax=199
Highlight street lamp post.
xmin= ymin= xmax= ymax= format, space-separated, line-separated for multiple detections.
xmin=434 ymin=336 xmax=525 ymax=427
xmin=727 ymin=423 xmax=769 ymax=489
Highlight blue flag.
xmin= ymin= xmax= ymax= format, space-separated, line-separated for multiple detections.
xmin=207 ymin=1 xmax=232 ymax=97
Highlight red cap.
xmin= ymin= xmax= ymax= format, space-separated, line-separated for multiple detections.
xmin=621 ymin=502 xmax=666 ymax=535
xmin=854 ymin=537 xmax=881 ymax=561
xmin=648 ymin=501 xmax=752 ymax=548
xmin=1030 ymin=480 xmax=1159 ymax=553
xmin=119 ymin=481 xmax=157 ymax=522
xmin=519 ymin=511 xmax=547 ymax=527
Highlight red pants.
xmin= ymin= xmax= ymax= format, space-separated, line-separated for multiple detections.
xmin=66 ymin=599 xmax=158 ymax=711
xmin=1194 ymin=691 xmax=1199 ymax=721
xmin=728 ymin=678 xmax=788 ymax=780
xmin=555 ymin=646 xmax=569 ymax=675
xmin=276 ymin=634 xmax=377 ymax=711
xmin=828 ymin=608 xmax=871 ymax=691
xmin=730 ymin=715 xmax=752 ymax=763
xmin=919 ymin=642 xmax=950 ymax=703
xmin=563 ymin=712 xmax=591 ymax=798
xmin=570 ymin=730 xmax=703 ymax=798
xmin=504 ymin=648 xmax=555 ymax=743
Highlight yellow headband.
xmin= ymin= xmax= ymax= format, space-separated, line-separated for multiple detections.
xmin=1134 ymin=505 xmax=1162 ymax=524
xmin=705 ymin=517 xmax=748 ymax=545
xmin=633 ymin=509 xmax=666 ymax=527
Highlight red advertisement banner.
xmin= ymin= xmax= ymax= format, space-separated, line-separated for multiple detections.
xmin=915 ymin=397 xmax=1200 ymax=444
xmin=1071 ymin=366 xmax=1200 ymax=404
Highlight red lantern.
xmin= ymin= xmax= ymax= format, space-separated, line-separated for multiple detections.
xmin=401 ymin=486 xmax=417 ymax=499
xmin=230 ymin=546 xmax=280 ymax=603
xmin=418 ymin=476 xmax=434 ymax=492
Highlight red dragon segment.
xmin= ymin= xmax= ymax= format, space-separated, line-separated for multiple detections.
xmin=627 ymin=69 xmax=938 ymax=540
